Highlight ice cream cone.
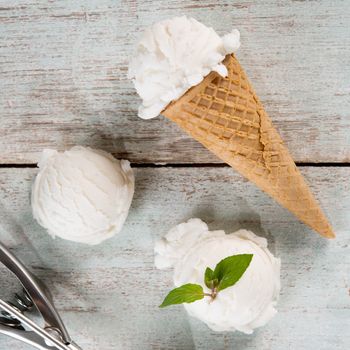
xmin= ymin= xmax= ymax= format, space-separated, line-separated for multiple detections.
xmin=162 ymin=54 xmax=334 ymax=238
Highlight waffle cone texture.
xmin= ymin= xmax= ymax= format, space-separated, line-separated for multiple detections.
xmin=162 ymin=54 xmax=334 ymax=238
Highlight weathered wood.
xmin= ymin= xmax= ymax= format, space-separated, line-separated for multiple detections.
xmin=0 ymin=167 xmax=349 ymax=349
xmin=0 ymin=1 xmax=349 ymax=349
xmin=0 ymin=1 xmax=349 ymax=164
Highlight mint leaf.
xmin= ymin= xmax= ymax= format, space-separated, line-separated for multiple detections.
xmin=159 ymin=283 xmax=204 ymax=308
xmin=213 ymin=254 xmax=253 ymax=291
xmin=204 ymin=267 xmax=219 ymax=290
xmin=204 ymin=267 xmax=214 ymax=288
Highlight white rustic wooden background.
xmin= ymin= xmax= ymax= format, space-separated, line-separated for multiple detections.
xmin=0 ymin=1 xmax=349 ymax=349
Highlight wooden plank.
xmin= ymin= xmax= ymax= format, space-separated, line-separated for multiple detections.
xmin=0 ymin=166 xmax=349 ymax=349
xmin=0 ymin=1 xmax=349 ymax=164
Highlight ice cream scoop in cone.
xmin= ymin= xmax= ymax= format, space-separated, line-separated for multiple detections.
xmin=162 ymin=54 xmax=334 ymax=238
xmin=128 ymin=16 xmax=334 ymax=238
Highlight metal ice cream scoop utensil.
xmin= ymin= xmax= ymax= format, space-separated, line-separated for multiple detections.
xmin=0 ymin=241 xmax=82 ymax=350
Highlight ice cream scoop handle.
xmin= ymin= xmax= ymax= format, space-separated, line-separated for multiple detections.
xmin=0 ymin=300 xmax=70 ymax=350
xmin=0 ymin=242 xmax=71 ymax=343
xmin=0 ymin=324 xmax=54 ymax=350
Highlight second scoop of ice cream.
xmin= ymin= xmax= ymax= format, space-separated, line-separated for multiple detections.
xmin=128 ymin=16 xmax=240 ymax=119
xmin=31 ymin=146 xmax=134 ymax=245
xmin=155 ymin=219 xmax=280 ymax=333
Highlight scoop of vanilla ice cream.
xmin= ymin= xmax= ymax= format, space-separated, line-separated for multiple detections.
xmin=155 ymin=219 xmax=280 ymax=333
xmin=31 ymin=146 xmax=134 ymax=245
xmin=128 ymin=16 xmax=240 ymax=119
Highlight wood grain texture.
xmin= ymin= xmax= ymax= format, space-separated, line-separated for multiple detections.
xmin=0 ymin=167 xmax=349 ymax=350
xmin=0 ymin=0 xmax=350 ymax=164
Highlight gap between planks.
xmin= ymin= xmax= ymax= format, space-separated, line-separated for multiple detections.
xmin=0 ymin=162 xmax=349 ymax=169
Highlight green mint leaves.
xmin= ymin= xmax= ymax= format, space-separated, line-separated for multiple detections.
xmin=212 ymin=254 xmax=253 ymax=291
xmin=160 ymin=254 xmax=253 ymax=308
xmin=204 ymin=267 xmax=216 ymax=289
xmin=159 ymin=284 xmax=204 ymax=308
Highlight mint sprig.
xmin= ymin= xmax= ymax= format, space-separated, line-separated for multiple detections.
xmin=159 ymin=254 xmax=253 ymax=308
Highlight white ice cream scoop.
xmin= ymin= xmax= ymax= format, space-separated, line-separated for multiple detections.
xmin=128 ymin=16 xmax=240 ymax=119
xmin=155 ymin=219 xmax=281 ymax=333
xmin=31 ymin=146 xmax=134 ymax=245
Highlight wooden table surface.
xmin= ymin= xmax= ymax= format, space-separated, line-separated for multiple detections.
xmin=0 ymin=1 xmax=349 ymax=349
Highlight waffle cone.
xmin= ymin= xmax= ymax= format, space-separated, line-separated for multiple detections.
xmin=162 ymin=54 xmax=334 ymax=238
